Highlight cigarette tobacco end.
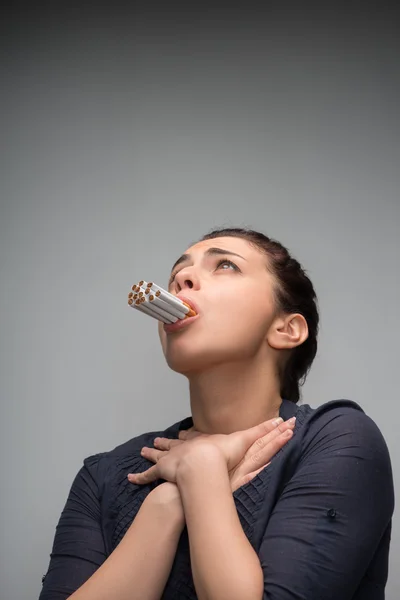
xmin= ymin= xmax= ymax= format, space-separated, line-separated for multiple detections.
xmin=138 ymin=280 xmax=144 ymax=286
xmin=128 ymin=292 xmax=133 ymax=298
xmin=128 ymin=299 xmax=133 ymax=305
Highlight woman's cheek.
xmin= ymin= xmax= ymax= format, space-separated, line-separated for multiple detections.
xmin=158 ymin=322 xmax=168 ymax=355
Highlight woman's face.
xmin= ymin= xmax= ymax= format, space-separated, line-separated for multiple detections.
xmin=158 ymin=236 xmax=279 ymax=375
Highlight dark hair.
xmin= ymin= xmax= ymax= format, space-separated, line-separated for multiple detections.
xmin=200 ymin=227 xmax=319 ymax=404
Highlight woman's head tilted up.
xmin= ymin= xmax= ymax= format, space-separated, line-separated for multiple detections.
xmin=158 ymin=227 xmax=319 ymax=406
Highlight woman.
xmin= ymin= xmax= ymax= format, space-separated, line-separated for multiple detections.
xmin=39 ymin=227 xmax=394 ymax=600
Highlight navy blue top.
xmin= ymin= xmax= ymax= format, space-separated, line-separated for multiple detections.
xmin=39 ymin=399 xmax=394 ymax=599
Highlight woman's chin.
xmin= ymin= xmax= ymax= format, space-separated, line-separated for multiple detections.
xmin=165 ymin=345 xmax=213 ymax=375
xmin=165 ymin=355 xmax=203 ymax=376
xmin=165 ymin=347 xmax=238 ymax=376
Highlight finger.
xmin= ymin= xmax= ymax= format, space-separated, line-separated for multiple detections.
xmin=232 ymin=461 xmax=271 ymax=492
xmin=140 ymin=446 xmax=165 ymax=463
xmin=242 ymin=462 xmax=271 ymax=485
xmin=127 ymin=465 xmax=159 ymax=485
xmin=239 ymin=416 xmax=287 ymax=448
xmin=251 ymin=417 xmax=296 ymax=454
xmin=249 ymin=428 xmax=293 ymax=469
xmin=153 ymin=437 xmax=184 ymax=450
xmin=178 ymin=428 xmax=202 ymax=441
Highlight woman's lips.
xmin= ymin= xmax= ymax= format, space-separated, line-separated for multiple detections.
xmin=163 ymin=314 xmax=199 ymax=334
xmin=177 ymin=295 xmax=200 ymax=315
xmin=163 ymin=295 xmax=200 ymax=334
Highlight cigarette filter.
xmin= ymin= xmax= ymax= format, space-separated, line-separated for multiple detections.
xmin=128 ymin=279 xmax=197 ymax=324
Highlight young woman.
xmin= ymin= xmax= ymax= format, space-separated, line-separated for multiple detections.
xmin=39 ymin=227 xmax=394 ymax=600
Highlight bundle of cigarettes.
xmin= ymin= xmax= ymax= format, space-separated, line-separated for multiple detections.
xmin=127 ymin=280 xmax=197 ymax=324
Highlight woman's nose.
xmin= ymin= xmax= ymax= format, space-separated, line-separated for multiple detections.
xmin=174 ymin=267 xmax=199 ymax=292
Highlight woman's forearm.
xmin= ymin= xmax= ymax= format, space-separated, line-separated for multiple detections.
xmin=68 ymin=487 xmax=185 ymax=600
xmin=177 ymin=446 xmax=264 ymax=600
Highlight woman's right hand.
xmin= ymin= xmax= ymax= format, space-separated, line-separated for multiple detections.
xmin=148 ymin=416 xmax=296 ymax=493
xmin=227 ymin=417 xmax=295 ymax=491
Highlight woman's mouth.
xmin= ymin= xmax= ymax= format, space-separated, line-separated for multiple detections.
xmin=163 ymin=313 xmax=200 ymax=334
xmin=163 ymin=295 xmax=200 ymax=334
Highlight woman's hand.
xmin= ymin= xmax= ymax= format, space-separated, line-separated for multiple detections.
xmin=227 ymin=417 xmax=295 ymax=491
xmin=127 ymin=416 xmax=295 ymax=490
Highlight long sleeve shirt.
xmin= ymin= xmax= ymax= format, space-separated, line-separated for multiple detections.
xmin=38 ymin=398 xmax=394 ymax=599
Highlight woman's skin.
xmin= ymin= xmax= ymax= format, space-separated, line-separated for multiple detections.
xmin=127 ymin=236 xmax=309 ymax=600
xmin=159 ymin=236 xmax=308 ymax=434
xmin=68 ymin=420 xmax=294 ymax=600
xmin=68 ymin=236 xmax=308 ymax=600
xmin=69 ymin=482 xmax=186 ymax=600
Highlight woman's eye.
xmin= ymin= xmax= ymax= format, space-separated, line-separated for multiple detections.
xmin=168 ymin=273 xmax=177 ymax=287
xmin=168 ymin=259 xmax=240 ymax=287
xmin=216 ymin=259 xmax=239 ymax=272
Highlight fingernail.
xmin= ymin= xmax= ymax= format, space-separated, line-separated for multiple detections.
xmin=288 ymin=417 xmax=296 ymax=426
xmin=273 ymin=417 xmax=283 ymax=426
xmin=154 ymin=438 xmax=160 ymax=444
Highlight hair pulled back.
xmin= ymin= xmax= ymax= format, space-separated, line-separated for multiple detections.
xmin=200 ymin=227 xmax=319 ymax=404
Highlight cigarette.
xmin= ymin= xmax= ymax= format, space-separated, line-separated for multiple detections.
xmin=148 ymin=294 xmax=186 ymax=320
xmin=135 ymin=291 xmax=184 ymax=321
xmin=147 ymin=283 xmax=177 ymax=302
xmin=133 ymin=299 xmax=173 ymax=324
xmin=149 ymin=284 xmax=196 ymax=316
xmin=141 ymin=297 xmax=178 ymax=323
xmin=128 ymin=280 xmax=198 ymax=324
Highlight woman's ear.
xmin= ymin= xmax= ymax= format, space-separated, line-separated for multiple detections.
xmin=267 ymin=313 xmax=309 ymax=350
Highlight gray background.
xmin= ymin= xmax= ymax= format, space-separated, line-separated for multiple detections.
xmin=1 ymin=5 xmax=399 ymax=599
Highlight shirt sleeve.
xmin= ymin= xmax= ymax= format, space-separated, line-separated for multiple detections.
xmin=259 ymin=406 xmax=394 ymax=600
xmin=38 ymin=454 xmax=107 ymax=600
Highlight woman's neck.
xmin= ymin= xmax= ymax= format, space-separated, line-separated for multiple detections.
xmin=187 ymin=356 xmax=282 ymax=434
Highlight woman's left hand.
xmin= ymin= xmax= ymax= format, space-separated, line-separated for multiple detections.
xmin=127 ymin=418 xmax=292 ymax=486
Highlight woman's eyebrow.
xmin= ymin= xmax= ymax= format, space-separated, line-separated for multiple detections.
xmin=170 ymin=253 xmax=191 ymax=273
xmin=170 ymin=247 xmax=247 ymax=273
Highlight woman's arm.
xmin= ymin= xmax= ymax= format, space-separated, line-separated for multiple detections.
xmin=39 ymin=457 xmax=185 ymax=600
xmin=177 ymin=445 xmax=264 ymax=600
xmin=69 ymin=482 xmax=185 ymax=600
xmin=175 ymin=407 xmax=394 ymax=600
xmin=255 ymin=407 xmax=394 ymax=599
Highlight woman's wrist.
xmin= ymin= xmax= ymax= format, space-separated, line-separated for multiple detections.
xmin=177 ymin=442 xmax=225 ymax=487
xmin=146 ymin=482 xmax=185 ymax=528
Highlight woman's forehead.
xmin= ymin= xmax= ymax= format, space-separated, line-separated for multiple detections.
xmin=185 ymin=236 xmax=260 ymax=258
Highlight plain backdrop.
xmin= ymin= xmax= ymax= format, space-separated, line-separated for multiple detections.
xmin=1 ymin=4 xmax=399 ymax=599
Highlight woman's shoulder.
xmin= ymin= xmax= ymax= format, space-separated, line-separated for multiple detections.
xmin=297 ymin=397 xmax=377 ymax=429
xmin=293 ymin=398 xmax=391 ymax=462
